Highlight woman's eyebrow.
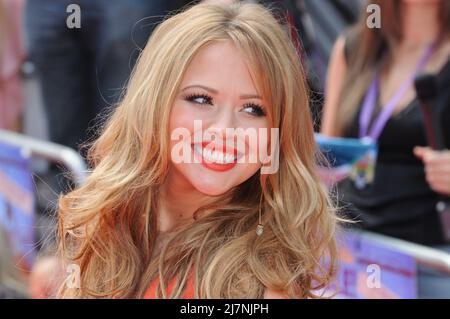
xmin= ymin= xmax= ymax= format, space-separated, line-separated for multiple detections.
xmin=181 ymin=84 xmax=262 ymax=100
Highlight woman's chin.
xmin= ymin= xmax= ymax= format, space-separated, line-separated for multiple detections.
xmin=191 ymin=182 xmax=233 ymax=197
xmin=172 ymin=161 xmax=259 ymax=197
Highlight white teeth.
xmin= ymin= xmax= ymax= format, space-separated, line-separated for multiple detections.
xmin=193 ymin=145 xmax=236 ymax=164
xmin=225 ymin=153 xmax=234 ymax=163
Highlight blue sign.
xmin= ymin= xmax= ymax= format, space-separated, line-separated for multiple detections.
xmin=0 ymin=141 xmax=36 ymax=269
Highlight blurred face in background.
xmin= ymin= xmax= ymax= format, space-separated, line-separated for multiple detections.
xmin=168 ymin=40 xmax=271 ymax=196
xmin=29 ymin=256 xmax=64 ymax=299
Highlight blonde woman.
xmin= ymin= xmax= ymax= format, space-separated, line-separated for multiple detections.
xmin=57 ymin=2 xmax=339 ymax=299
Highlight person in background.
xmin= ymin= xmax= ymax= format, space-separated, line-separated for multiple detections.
xmin=0 ymin=0 xmax=25 ymax=132
xmin=321 ymin=0 xmax=450 ymax=298
xmin=24 ymin=0 xmax=178 ymax=154
xmin=28 ymin=246 xmax=64 ymax=299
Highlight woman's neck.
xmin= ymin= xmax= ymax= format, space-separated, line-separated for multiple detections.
xmin=157 ymin=168 xmax=215 ymax=234
xmin=400 ymin=1 xmax=441 ymax=48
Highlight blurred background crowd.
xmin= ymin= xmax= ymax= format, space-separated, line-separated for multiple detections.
xmin=1 ymin=0 xmax=449 ymax=299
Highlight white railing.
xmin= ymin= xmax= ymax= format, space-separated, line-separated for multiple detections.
xmin=357 ymin=230 xmax=450 ymax=274
xmin=0 ymin=129 xmax=87 ymax=186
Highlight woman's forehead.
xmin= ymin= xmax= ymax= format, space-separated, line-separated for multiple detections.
xmin=180 ymin=40 xmax=263 ymax=98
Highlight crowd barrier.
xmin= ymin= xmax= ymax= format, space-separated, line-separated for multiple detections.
xmin=0 ymin=129 xmax=86 ymax=186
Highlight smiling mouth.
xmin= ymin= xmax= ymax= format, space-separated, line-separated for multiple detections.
xmin=194 ymin=144 xmax=236 ymax=164
xmin=192 ymin=142 xmax=244 ymax=172
xmin=192 ymin=142 xmax=239 ymax=164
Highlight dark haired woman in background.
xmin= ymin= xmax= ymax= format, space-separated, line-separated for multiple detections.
xmin=321 ymin=0 xmax=450 ymax=298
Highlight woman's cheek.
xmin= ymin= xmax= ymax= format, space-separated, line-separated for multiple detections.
xmin=169 ymin=103 xmax=198 ymax=132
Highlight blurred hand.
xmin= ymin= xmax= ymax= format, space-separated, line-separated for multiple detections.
xmin=414 ymin=146 xmax=450 ymax=196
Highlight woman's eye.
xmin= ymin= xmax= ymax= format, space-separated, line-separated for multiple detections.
xmin=184 ymin=93 xmax=213 ymax=106
xmin=242 ymin=103 xmax=266 ymax=117
xmin=183 ymin=94 xmax=266 ymax=117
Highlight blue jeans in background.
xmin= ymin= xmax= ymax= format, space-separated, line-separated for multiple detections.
xmin=25 ymin=0 xmax=176 ymax=152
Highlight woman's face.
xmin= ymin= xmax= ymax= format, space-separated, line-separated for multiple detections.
xmin=168 ymin=40 xmax=271 ymax=196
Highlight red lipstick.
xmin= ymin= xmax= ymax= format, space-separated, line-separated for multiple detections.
xmin=192 ymin=142 xmax=238 ymax=172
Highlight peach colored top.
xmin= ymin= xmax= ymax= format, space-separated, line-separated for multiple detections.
xmin=143 ymin=270 xmax=196 ymax=299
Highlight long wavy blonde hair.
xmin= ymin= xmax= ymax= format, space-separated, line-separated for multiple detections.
xmin=57 ymin=1 xmax=340 ymax=299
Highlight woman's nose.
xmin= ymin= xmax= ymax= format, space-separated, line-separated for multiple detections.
xmin=205 ymin=106 xmax=237 ymax=138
